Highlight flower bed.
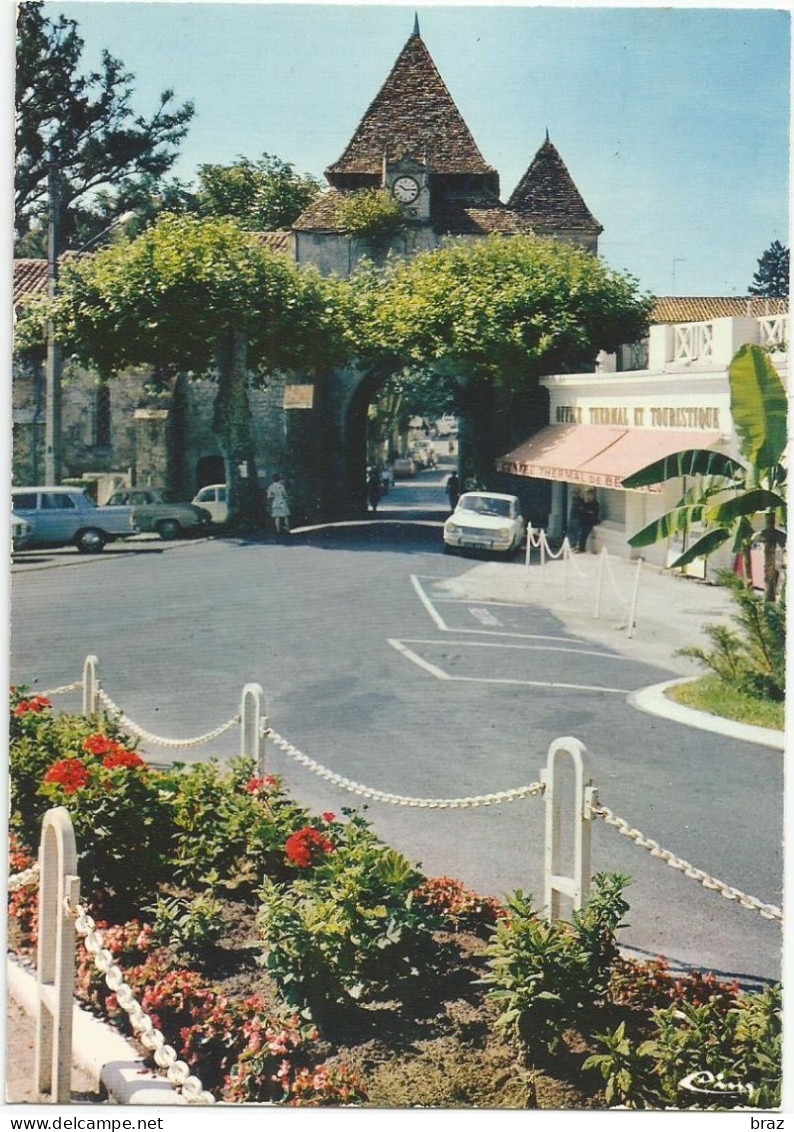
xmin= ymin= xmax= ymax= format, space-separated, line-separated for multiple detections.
xmin=7 ymin=689 xmax=782 ymax=1109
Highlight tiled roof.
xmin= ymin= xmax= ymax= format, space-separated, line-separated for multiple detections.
xmin=251 ymin=230 xmax=294 ymax=254
xmin=433 ymin=190 xmax=536 ymax=236
xmin=327 ymin=31 xmax=496 ymax=180
xmin=652 ymin=296 xmax=789 ymax=323
xmin=293 ymin=191 xmax=347 ymax=231
xmin=508 ymin=139 xmax=602 ymax=233
xmin=13 ymin=259 xmax=49 ymax=303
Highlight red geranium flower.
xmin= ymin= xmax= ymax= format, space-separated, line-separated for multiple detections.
xmin=84 ymin=734 xmax=122 ymax=757
xmin=14 ymin=696 xmax=51 ymax=717
xmin=102 ymin=749 xmax=144 ymax=770
xmin=245 ymin=775 xmax=279 ymax=794
xmin=44 ymin=758 xmax=90 ymax=794
xmin=285 ymin=826 xmax=334 ymax=868
xmin=321 ymin=812 xmax=336 ymax=823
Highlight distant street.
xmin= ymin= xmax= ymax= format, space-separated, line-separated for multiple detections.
xmin=11 ymin=462 xmax=783 ymax=982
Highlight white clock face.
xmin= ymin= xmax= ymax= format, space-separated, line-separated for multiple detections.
xmin=392 ymin=176 xmax=420 ymax=204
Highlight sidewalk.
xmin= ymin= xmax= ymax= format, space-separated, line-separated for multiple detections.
xmin=431 ymin=551 xmax=737 ymax=677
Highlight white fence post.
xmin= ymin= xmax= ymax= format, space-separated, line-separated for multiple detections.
xmin=82 ymin=655 xmax=99 ymax=715
xmin=562 ymin=538 xmax=570 ymax=600
xmin=241 ymin=682 xmax=266 ymax=775
xmin=524 ymin=524 xmax=532 ymax=571
xmin=627 ymin=557 xmax=643 ymax=638
xmin=540 ymin=737 xmax=595 ymax=921
xmin=35 ymin=808 xmax=80 ymax=1103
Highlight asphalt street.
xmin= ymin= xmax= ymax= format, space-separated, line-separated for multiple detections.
xmin=10 ymin=465 xmax=783 ymax=983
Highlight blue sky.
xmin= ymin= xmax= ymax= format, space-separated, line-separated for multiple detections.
xmin=26 ymin=3 xmax=793 ymax=297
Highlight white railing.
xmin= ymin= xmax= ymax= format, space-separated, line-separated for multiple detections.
xmin=673 ymin=321 xmax=714 ymax=363
xmin=758 ymin=314 xmax=788 ymax=350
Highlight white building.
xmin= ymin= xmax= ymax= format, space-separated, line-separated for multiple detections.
xmin=497 ymin=300 xmax=788 ymax=578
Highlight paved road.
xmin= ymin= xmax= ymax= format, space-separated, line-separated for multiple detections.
xmin=10 ymin=466 xmax=783 ymax=982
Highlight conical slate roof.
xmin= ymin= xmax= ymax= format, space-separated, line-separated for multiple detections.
xmin=508 ymin=137 xmax=602 ymax=232
xmin=326 ymin=29 xmax=496 ymax=180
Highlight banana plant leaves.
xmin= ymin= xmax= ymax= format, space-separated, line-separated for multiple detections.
xmin=729 ymin=343 xmax=788 ymax=471
xmin=622 ymin=449 xmax=744 ymax=490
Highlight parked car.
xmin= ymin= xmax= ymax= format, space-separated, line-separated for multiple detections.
xmin=11 ymin=512 xmax=32 ymax=552
xmin=107 ymin=487 xmax=210 ymax=540
xmin=392 ymin=457 xmax=417 ymax=479
xmin=11 ymin=486 xmax=138 ymax=553
xmin=191 ymin=483 xmax=228 ymax=523
xmin=443 ymin=491 xmax=525 ymax=555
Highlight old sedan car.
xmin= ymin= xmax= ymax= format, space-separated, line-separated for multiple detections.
xmin=11 ymin=486 xmax=138 ymax=552
xmin=12 ymin=512 xmax=32 ymax=552
xmin=191 ymin=483 xmax=228 ymax=524
xmin=392 ymin=456 xmax=417 ymax=479
xmin=443 ymin=491 xmax=525 ymax=555
xmin=107 ymin=487 xmax=210 ymax=540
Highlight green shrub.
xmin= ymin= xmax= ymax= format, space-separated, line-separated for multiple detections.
xmin=258 ymin=811 xmax=444 ymax=1019
xmin=147 ymin=892 xmax=226 ymax=963
xmin=169 ymin=760 xmax=312 ymax=891
xmin=586 ymin=984 xmax=781 ymax=1109
xmin=482 ymin=874 xmax=630 ymax=1055
xmin=336 ymin=189 xmax=405 ymax=243
xmin=677 ymin=571 xmax=785 ymax=701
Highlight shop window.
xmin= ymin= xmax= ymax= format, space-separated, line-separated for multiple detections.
xmin=601 ymin=490 xmax=626 ymax=525
xmin=95 ymin=385 xmax=111 ymax=446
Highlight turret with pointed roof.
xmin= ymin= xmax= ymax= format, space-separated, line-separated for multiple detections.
xmin=325 ymin=23 xmax=498 ymax=189
xmin=508 ymin=135 xmax=602 ymax=246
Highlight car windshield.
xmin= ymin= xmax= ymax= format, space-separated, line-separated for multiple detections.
xmin=458 ymin=495 xmax=511 ymax=518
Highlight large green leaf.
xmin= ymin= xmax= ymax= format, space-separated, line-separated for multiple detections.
xmin=622 ymin=449 xmax=744 ymax=490
xmin=627 ymin=505 xmax=705 ymax=548
xmin=706 ymin=489 xmax=787 ymax=525
xmin=668 ymin=528 xmax=732 ymax=568
xmin=729 ymin=344 xmax=788 ymax=470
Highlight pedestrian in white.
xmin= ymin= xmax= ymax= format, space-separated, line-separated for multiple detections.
xmin=266 ymin=473 xmax=291 ymax=533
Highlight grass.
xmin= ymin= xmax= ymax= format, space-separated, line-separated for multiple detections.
xmin=667 ymin=675 xmax=785 ymax=732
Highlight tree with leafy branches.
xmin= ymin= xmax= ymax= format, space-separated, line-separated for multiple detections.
xmin=348 ymin=235 xmax=654 ymax=481
xmin=195 ymin=153 xmax=321 ymax=231
xmin=30 ymin=214 xmax=346 ymax=521
xmin=748 ymin=240 xmax=789 ymax=299
xmin=624 ymin=344 xmax=787 ymax=602
xmin=15 ymin=1 xmax=194 ymax=251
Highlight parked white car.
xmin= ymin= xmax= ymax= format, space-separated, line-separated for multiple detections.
xmin=191 ymin=483 xmax=228 ymax=523
xmin=11 ymin=486 xmax=138 ymax=552
xmin=107 ymin=487 xmax=210 ymax=539
xmin=443 ymin=492 xmax=525 ymax=555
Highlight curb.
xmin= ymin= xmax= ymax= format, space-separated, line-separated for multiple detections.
xmin=12 ymin=535 xmax=215 ymax=574
xmin=628 ymin=678 xmax=785 ymax=751
xmin=6 ymin=955 xmax=184 ymax=1105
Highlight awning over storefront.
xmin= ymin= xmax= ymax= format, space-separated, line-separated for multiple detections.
xmin=497 ymin=426 xmax=722 ymax=492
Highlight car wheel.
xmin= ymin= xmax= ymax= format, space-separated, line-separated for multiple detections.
xmin=75 ymin=528 xmax=106 ymax=553
xmin=156 ymin=519 xmax=181 ymax=541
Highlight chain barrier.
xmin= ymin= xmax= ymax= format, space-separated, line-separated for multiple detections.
xmin=8 ymin=863 xmax=40 ymax=892
xmin=264 ymin=725 xmax=545 ymax=809
xmin=540 ymin=530 xmax=567 ymax=561
xmin=564 ymin=541 xmax=601 ymax=580
xmin=593 ymin=802 xmax=782 ymax=922
xmin=97 ymin=688 xmax=240 ymax=750
xmin=39 ymin=681 xmax=84 ymax=699
xmin=70 ymin=902 xmax=216 ymax=1104
xmin=602 ymin=553 xmax=631 ymax=610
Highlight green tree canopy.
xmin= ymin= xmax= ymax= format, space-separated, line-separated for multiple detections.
xmin=748 ymin=240 xmax=789 ymax=299
xmin=348 ymin=235 xmax=654 ymax=385
xmin=15 ymin=2 xmax=194 ymax=249
xmin=194 ymin=153 xmax=321 ymax=231
xmin=40 ymin=214 xmax=346 ymax=518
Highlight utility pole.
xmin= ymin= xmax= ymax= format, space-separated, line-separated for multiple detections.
xmin=44 ymin=145 xmax=62 ymax=484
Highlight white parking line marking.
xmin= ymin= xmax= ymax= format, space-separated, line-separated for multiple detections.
xmin=387 ymin=639 xmax=452 ymax=680
xmin=410 ymin=574 xmax=574 ymax=643
xmin=468 ymin=607 xmax=503 ymax=627
xmin=397 ymin=638 xmax=636 ymax=663
xmin=410 ymin=574 xmax=449 ymax=631
xmin=389 ymin=638 xmax=630 ymax=694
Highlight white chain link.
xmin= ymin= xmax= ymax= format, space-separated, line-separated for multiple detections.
xmin=593 ymin=803 xmax=783 ymax=921
xmin=540 ymin=530 xmax=567 ymax=561
xmin=526 ymin=524 xmax=544 ymax=549
xmin=8 ymin=863 xmax=40 ymax=891
xmin=71 ymin=903 xmax=215 ymax=1104
xmin=564 ymin=541 xmax=601 ymax=579
xmin=97 ymin=689 xmax=240 ymax=749
xmin=264 ymin=726 xmax=544 ymax=808
xmin=38 ymin=681 xmax=84 ymax=698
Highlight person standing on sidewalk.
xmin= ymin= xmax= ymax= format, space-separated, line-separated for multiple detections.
xmin=446 ymin=472 xmax=460 ymax=512
xmin=575 ymin=488 xmax=600 ymax=552
xmin=266 ymin=473 xmax=291 ymax=533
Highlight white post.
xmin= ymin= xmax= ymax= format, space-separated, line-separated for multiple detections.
xmin=82 ymin=655 xmax=98 ymax=715
xmin=627 ymin=557 xmax=643 ymax=638
xmin=540 ymin=529 xmax=546 ymax=571
xmin=562 ymin=538 xmax=570 ymax=600
xmin=594 ymin=548 xmax=607 ymax=619
xmin=524 ymin=524 xmax=532 ymax=571
xmin=540 ymin=737 xmax=594 ymax=921
xmin=36 ymin=808 xmax=80 ymax=1103
xmin=241 ymin=682 xmax=266 ymax=775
